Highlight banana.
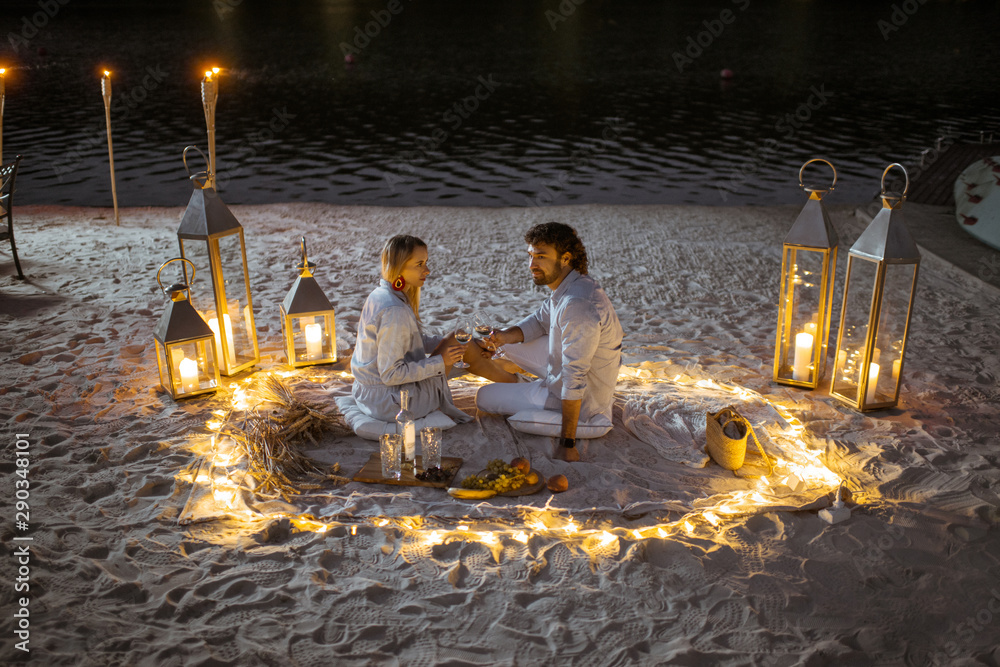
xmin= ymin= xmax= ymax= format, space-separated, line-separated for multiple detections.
xmin=447 ymin=487 xmax=497 ymax=500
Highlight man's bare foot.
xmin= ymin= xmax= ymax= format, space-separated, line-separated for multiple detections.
xmin=560 ymin=446 xmax=580 ymax=462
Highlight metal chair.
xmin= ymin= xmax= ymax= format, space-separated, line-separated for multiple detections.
xmin=0 ymin=155 xmax=24 ymax=280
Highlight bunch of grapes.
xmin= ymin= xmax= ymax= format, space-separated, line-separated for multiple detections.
xmin=460 ymin=459 xmax=526 ymax=493
xmin=416 ymin=466 xmax=450 ymax=483
xmin=486 ymin=459 xmax=516 ymax=476
xmin=460 ymin=475 xmax=491 ymax=490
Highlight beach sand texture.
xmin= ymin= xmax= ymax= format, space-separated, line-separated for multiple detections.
xmin=1 ymin=202 xmax=999 ymax=666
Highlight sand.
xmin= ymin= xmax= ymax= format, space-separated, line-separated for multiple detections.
xmin=1 ymin=201 xmax=999 ymax=666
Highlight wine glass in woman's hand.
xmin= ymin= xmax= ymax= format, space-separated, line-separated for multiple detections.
xmin=453 ymin=319 xmax=472 ymax=369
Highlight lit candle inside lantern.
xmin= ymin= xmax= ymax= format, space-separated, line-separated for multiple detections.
xmin=793 ymin=331 xmax=814 ymax=382
xmin=866 ymin=362 xmax=880 ymax=404
xmin=208 ymin=315 xmax=237 ymax=368
xmin=178 ymin=356 xmax=199 ymax=392
xmin=170 ymin=348 xmax=185 ymax=388
xmin=304 ymin=322 xmax=322 ymax=359
xmin=892 ymin=358 xmax=901 ymax=382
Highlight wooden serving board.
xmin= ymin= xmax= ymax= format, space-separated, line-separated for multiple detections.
xmin=352 ymin=453 xmax=463 ymax=488
xmin=497 ymin=477 xmax=546 ymax=497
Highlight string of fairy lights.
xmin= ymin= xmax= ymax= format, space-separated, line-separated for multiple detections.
xmin=174 ymin=365 xmax=844 ymax=555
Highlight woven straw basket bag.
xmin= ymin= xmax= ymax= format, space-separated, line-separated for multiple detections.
xmin=705 ymin=407 xmax=775 ymax=478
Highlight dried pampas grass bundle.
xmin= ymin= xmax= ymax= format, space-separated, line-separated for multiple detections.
xmin=221 ymin=374 xmax=351 ymax=500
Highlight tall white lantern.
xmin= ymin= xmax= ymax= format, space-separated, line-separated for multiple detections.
xmin=773 ymin=158 xmax=839 ymax=390
xmin=177 ymin=147 xmax=259 ymax=376
xmin=831 ymin=163 xmax=920 ymax=411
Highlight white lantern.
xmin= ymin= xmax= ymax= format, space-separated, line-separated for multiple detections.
xmin=281 ymin=237 xmax=337 ymax=367
xmin=153 ymin=258 xmax=220 ymax=400
xmin=177 ymin=147 xmax=259 ymax=376
xmin=773 ymin=158 xmax=839 ymax=389
xmin=831 ymin=163 xmax=920 ymax=411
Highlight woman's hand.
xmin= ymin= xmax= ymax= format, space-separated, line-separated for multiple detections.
xmin=437 ymin=343 xmax=465 ymax=373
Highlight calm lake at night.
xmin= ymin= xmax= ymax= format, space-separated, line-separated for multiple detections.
xmin=2 ymin=0 xmax=999 ymax=208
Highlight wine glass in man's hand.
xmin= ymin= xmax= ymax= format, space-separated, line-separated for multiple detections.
xmin=473 ymin=311 xmax=499 ymax=359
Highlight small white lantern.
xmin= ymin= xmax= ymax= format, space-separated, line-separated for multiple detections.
xmin=153 ymin=258 xmax=221 ymax=400
xmin=831 ymin=163 xmax=920 ymax=411
xmin=281 ymin=237 xmax=337 ymax=367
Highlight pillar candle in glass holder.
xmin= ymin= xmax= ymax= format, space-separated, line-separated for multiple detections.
xmin=179 ymin=356 xmax=199 ymax=393
xmin=304 ymin=322 xmax=322 ymax=359
xmin=866 ymin=362 xmax=880 ymax=404
xmin=793 ymin=331 xmax=814 ymax=382
xmin=208 ymin=315 xmax=236 ymax=368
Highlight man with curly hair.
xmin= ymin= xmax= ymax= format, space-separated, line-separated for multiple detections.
xmin=468 ymin=222 xmax=623 ymax=462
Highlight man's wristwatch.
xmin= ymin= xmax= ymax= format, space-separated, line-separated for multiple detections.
xmin=559 ymin=437 xmax=576 ymax=449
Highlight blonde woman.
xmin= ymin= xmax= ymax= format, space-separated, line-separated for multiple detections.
xmin=351 ymin=235 xmax=471 ymax=423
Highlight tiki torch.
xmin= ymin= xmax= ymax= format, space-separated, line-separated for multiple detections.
xmin=201 ymin=67 xmax=220 ymax=189
xmin=0 ymin=67 xmax=6 ymax=166
xmin=101 ymin=70 xmax=120 ymax=226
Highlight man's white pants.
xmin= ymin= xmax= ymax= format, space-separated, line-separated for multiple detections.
xmin=475 ymin=337 xmax=550 ymax=415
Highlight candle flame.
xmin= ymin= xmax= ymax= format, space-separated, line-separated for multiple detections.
xmin=212 ymin=67 xmax=220 ymax=74
xmin=103 ymin=70 xmax=111 ymax=77
xmin=0 ymin=68 xmax=6 ymax=75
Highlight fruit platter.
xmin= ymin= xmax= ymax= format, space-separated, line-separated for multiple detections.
xmin=447 ymin=457 xmax=567 ymax=500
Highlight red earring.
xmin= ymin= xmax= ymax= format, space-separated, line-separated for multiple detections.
xmin=392 ymin=276 xmax=406 ymax=291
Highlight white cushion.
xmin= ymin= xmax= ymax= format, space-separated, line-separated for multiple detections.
xmin=335 ymin=395 xmax=458 ymax=441
xmin=507 ymin=409 xmax=612 ymax=439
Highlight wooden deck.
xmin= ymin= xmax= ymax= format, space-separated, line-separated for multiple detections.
xmin=906 ymin=142 xmax=1000 ymax=206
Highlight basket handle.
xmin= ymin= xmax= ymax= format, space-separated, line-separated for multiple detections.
xmin=737 ymin=417 xmax=775 ymax=479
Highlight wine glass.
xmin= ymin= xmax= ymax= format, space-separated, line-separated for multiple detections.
xmin=473 ymin=311 xmax=493 ymax=350
xmin=453 ymin=318 xmax=472 ymax=370
xmin=475 ymin=310 xmax=507 ymax=360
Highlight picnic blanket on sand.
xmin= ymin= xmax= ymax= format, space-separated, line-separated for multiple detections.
xmin=179 ymin=363 xmax=857 ymax=528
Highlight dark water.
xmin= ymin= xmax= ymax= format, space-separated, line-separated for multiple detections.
xmin=2 ymin=0 xmax=999 ymax=208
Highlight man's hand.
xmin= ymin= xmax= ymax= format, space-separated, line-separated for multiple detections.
xmin=487 ymin=326 xmax=524 ymax=351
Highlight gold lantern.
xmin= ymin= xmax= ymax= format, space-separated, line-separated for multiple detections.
xmin=281 ymin=237 xmax=337 ymax=367
xmin=177 ymin=147 xmax=259 ymax=376
xmin=153 ymin=258 xmax=221 ymax=400
xmin=773 ymin=158 xmax=839 ymax=389
xmin=831 ymin=163 xmax=920 ymax=411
